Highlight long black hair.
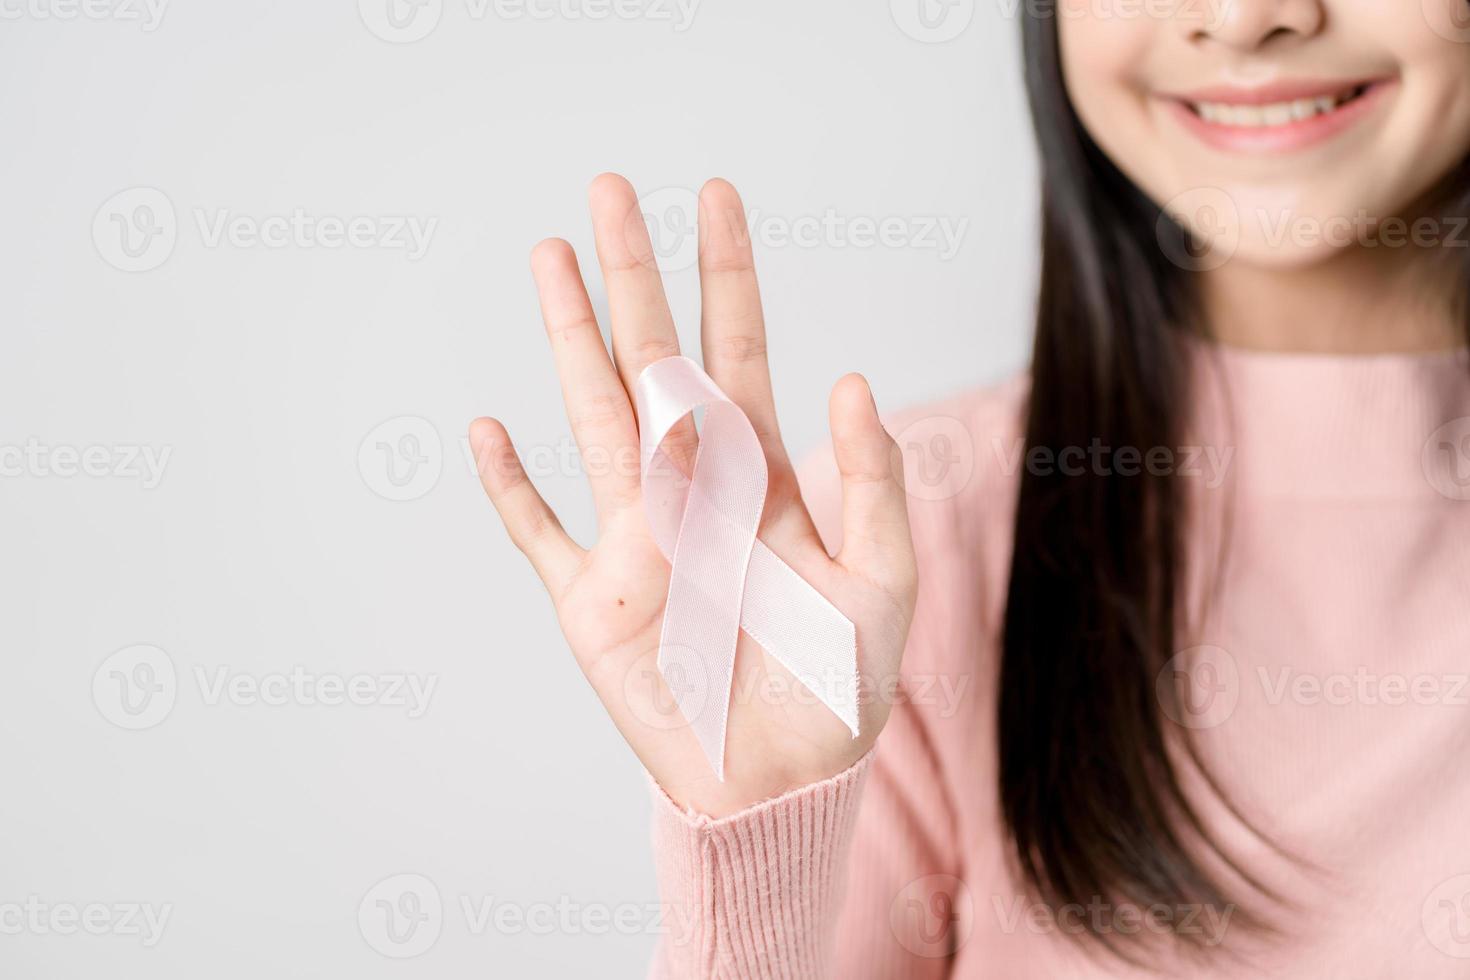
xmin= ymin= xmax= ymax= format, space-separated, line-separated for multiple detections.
xmin=998 ymin=10 xmax=1470 ymax=956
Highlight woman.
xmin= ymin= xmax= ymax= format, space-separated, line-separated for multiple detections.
xmin=470 ymin=0 xmax=1470 ymax=974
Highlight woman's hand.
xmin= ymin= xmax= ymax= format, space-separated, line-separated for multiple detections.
xmin=470 ymin=174 xmax=918 ymax=818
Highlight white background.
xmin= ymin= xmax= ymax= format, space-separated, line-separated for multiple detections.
xmin=0 ymin=0 xmax=1037 ymax=974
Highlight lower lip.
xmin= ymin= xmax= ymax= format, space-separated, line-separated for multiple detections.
xmin=1163 ymin=81 xmax=1394 ymax=154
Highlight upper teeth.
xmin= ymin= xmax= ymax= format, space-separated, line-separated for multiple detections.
xmin=1192 ymin=92 xmax=1352 ymax=127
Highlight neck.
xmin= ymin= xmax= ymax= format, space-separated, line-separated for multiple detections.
xmin=1198 ymin=243 xmax=1465 ymax=355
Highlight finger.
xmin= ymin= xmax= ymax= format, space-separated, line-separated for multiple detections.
xmin=588 ymin=172 xmax=682 ymax=391
xmin=469 ymin=417 xmax=584 ymax=596
xmin=530 ymin=237 xmax=642 ymax=517
xmin=587 ymin=173 xmax=698 ymax=474
xmin=697 ymin=178 xmax=784 ymax=449
xmin=828 ymin=374 xmax=916 ymax=590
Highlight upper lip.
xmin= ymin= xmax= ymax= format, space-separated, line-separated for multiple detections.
xmin=1164 ymin=78 xmax=1387 ymax=105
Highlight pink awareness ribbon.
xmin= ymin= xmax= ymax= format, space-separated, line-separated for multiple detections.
xmin=633 ymin=356 xmax=860 ymax=781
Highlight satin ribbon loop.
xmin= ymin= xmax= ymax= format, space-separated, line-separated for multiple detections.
xmin=634 ymin=356 xmax=859 ymax=781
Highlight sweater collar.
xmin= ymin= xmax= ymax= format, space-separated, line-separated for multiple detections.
xmin=1186 ymin=338 xmax=1470 ymax=502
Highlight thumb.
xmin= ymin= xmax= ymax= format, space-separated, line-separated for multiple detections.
xmin=828 ymin=374 xmax=915 ymax=589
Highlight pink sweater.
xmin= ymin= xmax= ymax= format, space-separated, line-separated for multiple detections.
xmin=646 ymin=342 xmax=1470 ymax=978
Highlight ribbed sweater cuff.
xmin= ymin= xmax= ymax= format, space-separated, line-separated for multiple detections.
xmin=646 ymin=752 xmax=874 ymax=980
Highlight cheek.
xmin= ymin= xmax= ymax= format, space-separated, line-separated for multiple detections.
xmin=1057 ymin=11 xmax=1154 ymax=101
xmin=1329 ymin=0 xmax=1470 ymax=144
xmin=1057 ymin=13 xmax=1167 ymax=177
xmin=1350 ymin=0 xmax=1470 ymax=203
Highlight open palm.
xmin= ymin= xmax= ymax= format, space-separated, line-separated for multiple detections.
xmin=470 ymin=175 xmax=917 ymax=817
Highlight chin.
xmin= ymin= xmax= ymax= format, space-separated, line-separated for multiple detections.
xmin=1225 ymin=234 xmax=1364 ymax=271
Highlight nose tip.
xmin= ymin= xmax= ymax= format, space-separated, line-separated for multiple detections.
xmin=1190 ymin=0 xmax=1325 ymax=51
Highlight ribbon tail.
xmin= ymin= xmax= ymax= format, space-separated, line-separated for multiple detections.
xmin=740 ymin=541 xmax=861 ymax=739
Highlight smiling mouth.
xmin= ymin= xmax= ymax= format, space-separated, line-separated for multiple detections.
xmin=1184 ymin=83 xmax=1374 ymax=128
xmin=1163 ymin=78 xmax=1394 ymax=153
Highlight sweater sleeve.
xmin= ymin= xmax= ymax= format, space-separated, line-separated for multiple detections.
xmin=646 ymin=697 xmax=966 ymax=980
xmin=646 ymin=752 xmax=874 ymax=979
